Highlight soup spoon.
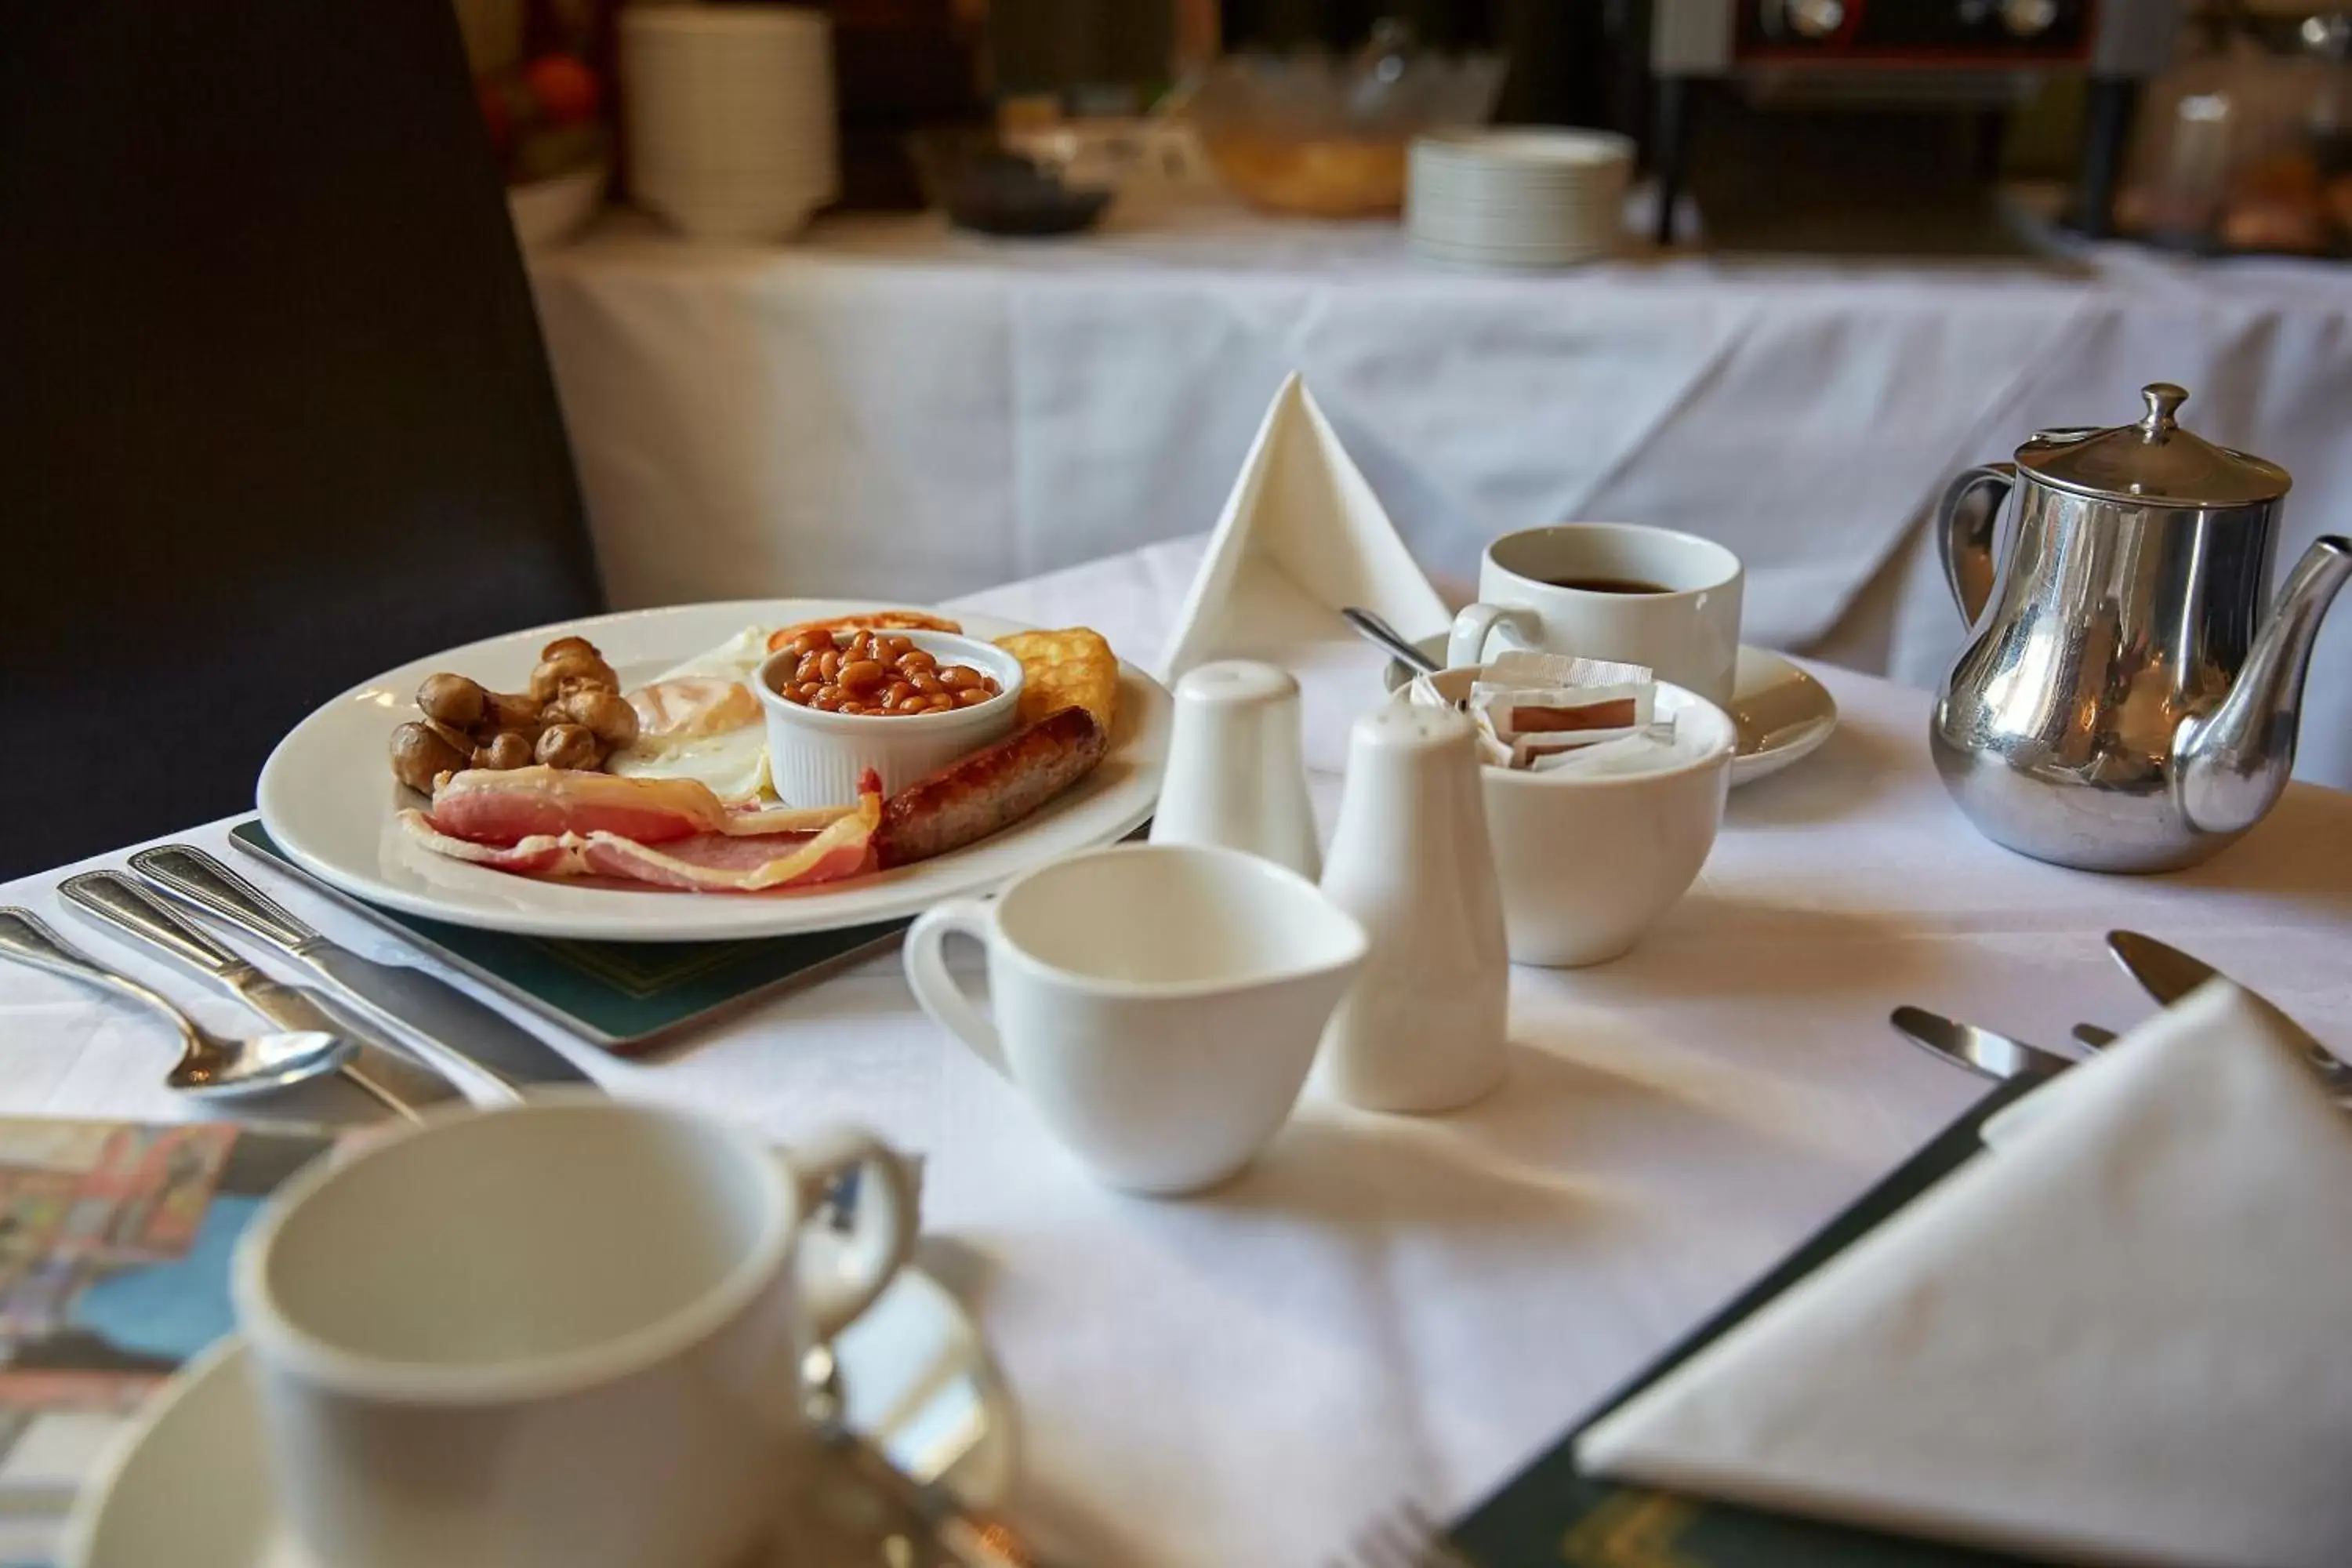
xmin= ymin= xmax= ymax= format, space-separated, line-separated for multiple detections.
xmin=0 ymin=908 xmax=354 ymax=1097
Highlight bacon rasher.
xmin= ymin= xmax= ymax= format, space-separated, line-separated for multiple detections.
xmin=426 ymin=766 xmax=849 ymax=845
xmin=401 ymin=768 xmax=880 ymax=893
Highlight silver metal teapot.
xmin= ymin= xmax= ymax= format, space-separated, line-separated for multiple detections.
xmin=1930 ymin=383 xmax=2351 ymax=873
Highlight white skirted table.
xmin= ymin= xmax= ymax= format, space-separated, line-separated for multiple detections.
xmin=7 ymin=537 xmax=2351 ymax=1565
xmin=528 ymin=191 xmax=2352 ymax=788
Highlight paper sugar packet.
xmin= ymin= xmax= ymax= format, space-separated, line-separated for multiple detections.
xmin=1468 ymin=652 xmax=1669 ymax=768
xmin=1410 ymin=673 xmax=1513 ymax=767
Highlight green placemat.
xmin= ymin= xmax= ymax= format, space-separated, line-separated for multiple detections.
xmin=1449 ymin=1077 xmax=2049 ymax=1567
xmin=229 ymin=821 xmax=908 ymax=1053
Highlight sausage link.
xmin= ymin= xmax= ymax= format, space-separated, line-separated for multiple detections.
xmin=874 ymin=706 xmax=1107 ymax=868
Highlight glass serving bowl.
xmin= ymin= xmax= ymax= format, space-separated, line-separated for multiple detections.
xmin=1181 ymin=21 xmax=1506 ymax=219
xmin=2114 ymin=11 xmax=2352 ymax=256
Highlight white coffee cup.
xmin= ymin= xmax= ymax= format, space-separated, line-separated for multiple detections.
xmin=1397 ymin=667 xmax=1734 ymax=966
xmin=1149 ymin=659 xmax=1321 ymax=880
xmin=903 ymin=843 xmax=1367 ymax=1195
xmin=230 ymin=1098 xmax=917 ymax=1568
xmin=1447 ymin=523 xmax=1744 ymax=706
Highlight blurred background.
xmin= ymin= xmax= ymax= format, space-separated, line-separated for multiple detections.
xmin=9 ymin=0 xmax=2351 ymax=871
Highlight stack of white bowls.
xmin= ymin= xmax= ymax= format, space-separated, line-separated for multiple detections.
xmin=619 ymin=5 xmax=838 ymax=244
xmin=1406 ymin=129 xmax=1633 ymax=267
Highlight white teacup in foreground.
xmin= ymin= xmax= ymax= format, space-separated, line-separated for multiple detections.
xmin=1401 ymin=667 xmax=1734 ymax=966
xmin=229 ymin=1098 xmax=917 ymax=1568
xmin=904 ymin=843 xmax=1367 ymax=1195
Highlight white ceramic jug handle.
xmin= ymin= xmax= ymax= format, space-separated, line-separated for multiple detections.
xmin=903 ymin=898 xmax=1007 ymax=1073
xmin=781 ymin=1124 xmax=920 ymax=1341
xmin=1447 ymin=602 xmax=1546 ymax=667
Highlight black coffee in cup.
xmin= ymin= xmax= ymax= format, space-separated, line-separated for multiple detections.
xmin=1543 ymin=575 xmax=1671 ymax=595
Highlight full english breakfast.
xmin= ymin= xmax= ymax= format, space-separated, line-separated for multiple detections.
xmin=389 ymin=612 xmax=1124 ymax=895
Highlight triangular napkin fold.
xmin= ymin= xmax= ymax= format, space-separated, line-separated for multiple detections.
xmin=1160 ymin=373 xmax=1450 ymax=678
xmin=1577 ymin=981 xmax=2352 ymax=1568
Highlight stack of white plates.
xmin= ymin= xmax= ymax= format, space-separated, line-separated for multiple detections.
xmin=619 ymin=5 xmax=838 ymax=245
xmin=1406 ymin=129 xmax=1633 ymax=268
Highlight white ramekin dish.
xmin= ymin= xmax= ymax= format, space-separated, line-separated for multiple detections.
xmin=757 ymin=631 xmax=1025 ymax=806
xmin=1396 ymin=667 xmax=1734 ymax=967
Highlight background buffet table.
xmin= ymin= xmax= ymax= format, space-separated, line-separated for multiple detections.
xmin=8 ymin=538 xmax=2350 ymax=1566
xmin=528 ymin=193 xmax=2352 ymax=789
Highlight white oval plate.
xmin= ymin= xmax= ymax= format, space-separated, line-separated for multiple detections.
xmin=1381 ymin=637 xmax=1837 ymax=788
xmin=63 ymin=1267 xmax=1016 ymax=1568
xmin=257 ymin=600 xmax=1171 ymax=941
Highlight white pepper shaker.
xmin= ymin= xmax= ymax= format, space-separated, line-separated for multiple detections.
xmin=1149 ymin=660 xmax=1321 ymax=879
xmin=1314 ymin=703 xmax=1509 ymax=1112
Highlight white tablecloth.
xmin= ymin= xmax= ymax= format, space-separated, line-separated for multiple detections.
xmin=8 ymin=540 xmax=2351 ymax=1565
xmin=529 ymin=191 xmax=2352 ymax=789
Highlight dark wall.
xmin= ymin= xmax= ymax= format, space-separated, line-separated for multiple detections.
xmin=0 ymin=0 xmax=601 ymax=875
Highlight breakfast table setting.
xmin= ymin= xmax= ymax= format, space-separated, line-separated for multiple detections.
xmin=2 ymin=375 xmax=2350 ymax=1568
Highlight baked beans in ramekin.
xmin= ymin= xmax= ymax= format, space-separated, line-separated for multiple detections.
xmin=755 ymin=630 xmax=1025 ymax=806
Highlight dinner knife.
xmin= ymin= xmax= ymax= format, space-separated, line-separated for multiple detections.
xmin=1889 ymin=1006 xmax=2081 ymax=1084
xmin=57 ymin=871 xmax=456 ymax=1123
xmin=129 ymin=844 xmax=586 ymax=1094
xmin=2106 ymin=930 xmax=2352 ymax=1091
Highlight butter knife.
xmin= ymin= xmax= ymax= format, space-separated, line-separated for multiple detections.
xmin=1889 ymin=1006 xmax=2081 ymax=1084
xmin=58 ymin=871 xmax=455 ymax=1123
xmin=2107 ymin=930 xmax=2352 ymax=1091
xmin=130 ymin=845 xmax=585 ymax=1095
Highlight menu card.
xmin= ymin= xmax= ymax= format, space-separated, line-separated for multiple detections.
xmin=0 ymin=1118 xmax=336 ymax=1568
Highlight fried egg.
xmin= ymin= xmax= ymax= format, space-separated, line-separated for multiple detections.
xmin=608 ymin=627 xmax=773 ymax=801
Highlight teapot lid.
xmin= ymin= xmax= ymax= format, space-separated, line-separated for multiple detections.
xmin=2018 ymin=383 xmax=2291 ymax=507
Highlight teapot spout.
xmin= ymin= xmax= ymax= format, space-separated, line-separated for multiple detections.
xmin=2176 ymin=535 xmax=2352 ymax=837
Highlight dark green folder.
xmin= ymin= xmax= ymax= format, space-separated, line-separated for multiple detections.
xmin=1448 ymin=1077 xmax=2052 ymax=1567
xmin=228 ymin=820 xmax=908 ymax=1053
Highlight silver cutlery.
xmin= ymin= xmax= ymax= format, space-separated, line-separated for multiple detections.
xmin=0 ymin=907 xmax=354 ymax=1097
xmin=1343 ymin=607 xmax=1442 ymax=676
xmin=57 ymin=871 xmax=453 ymax=1123
xmin=129 ymin=844 xmax=583 ymax=1095
xmin=2107 ymin=929 xmax=2352 ymax=1091
xmin=800 ymin=1290 xmax=1055 ymax=1567
xmin=1890 ymin=1006 xmax=2083 ymax=1084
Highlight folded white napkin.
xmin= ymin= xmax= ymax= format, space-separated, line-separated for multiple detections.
xmin=1159 ymin=372 xmax=1450 ymax=679
xmin=1577 ymin=980 xmax=2352 ymax=1568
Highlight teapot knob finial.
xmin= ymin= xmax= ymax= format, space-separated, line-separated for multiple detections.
xmin=2140 ymin=382 xmax=2188 ymax=438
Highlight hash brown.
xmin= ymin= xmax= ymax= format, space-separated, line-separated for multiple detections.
xmin=994 ymin=628 xmax=1118 ymax=733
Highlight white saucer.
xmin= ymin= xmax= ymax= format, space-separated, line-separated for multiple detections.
xmin=1385 ymin=637 xmax=1838 ymax=788
xmin=62 ymin=1268 xmax=1016 ymax=1568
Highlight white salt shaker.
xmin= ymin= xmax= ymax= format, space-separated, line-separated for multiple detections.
xmin=1149 ymin=659 xmax=1321 ymax=880
xmin=1314 ymin=704 xmax=1509 ymax=1112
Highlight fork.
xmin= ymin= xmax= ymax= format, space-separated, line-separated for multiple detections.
xmin=1334 ymin=1503 xmax=1475 ymax=1568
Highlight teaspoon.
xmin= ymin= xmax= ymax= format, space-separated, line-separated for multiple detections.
xmin=1341 ymin=606 xmax=1442 ymax=675
xmin=0 ymin=907 xmax=354 ymax=1096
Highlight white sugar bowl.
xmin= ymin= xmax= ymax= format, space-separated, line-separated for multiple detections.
xmin=1398 ymin=667 xmax=1734 ymax=967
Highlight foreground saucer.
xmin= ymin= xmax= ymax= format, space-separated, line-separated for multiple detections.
xmin=64 ymin=1268 xmax=1015 ymax=1568
xmin=1383 ymin=638 xmax=1838 ymax=787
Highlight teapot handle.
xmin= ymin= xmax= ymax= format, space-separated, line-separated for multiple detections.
xmin=1936 ymin=464 xmax=2013 ymax=630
